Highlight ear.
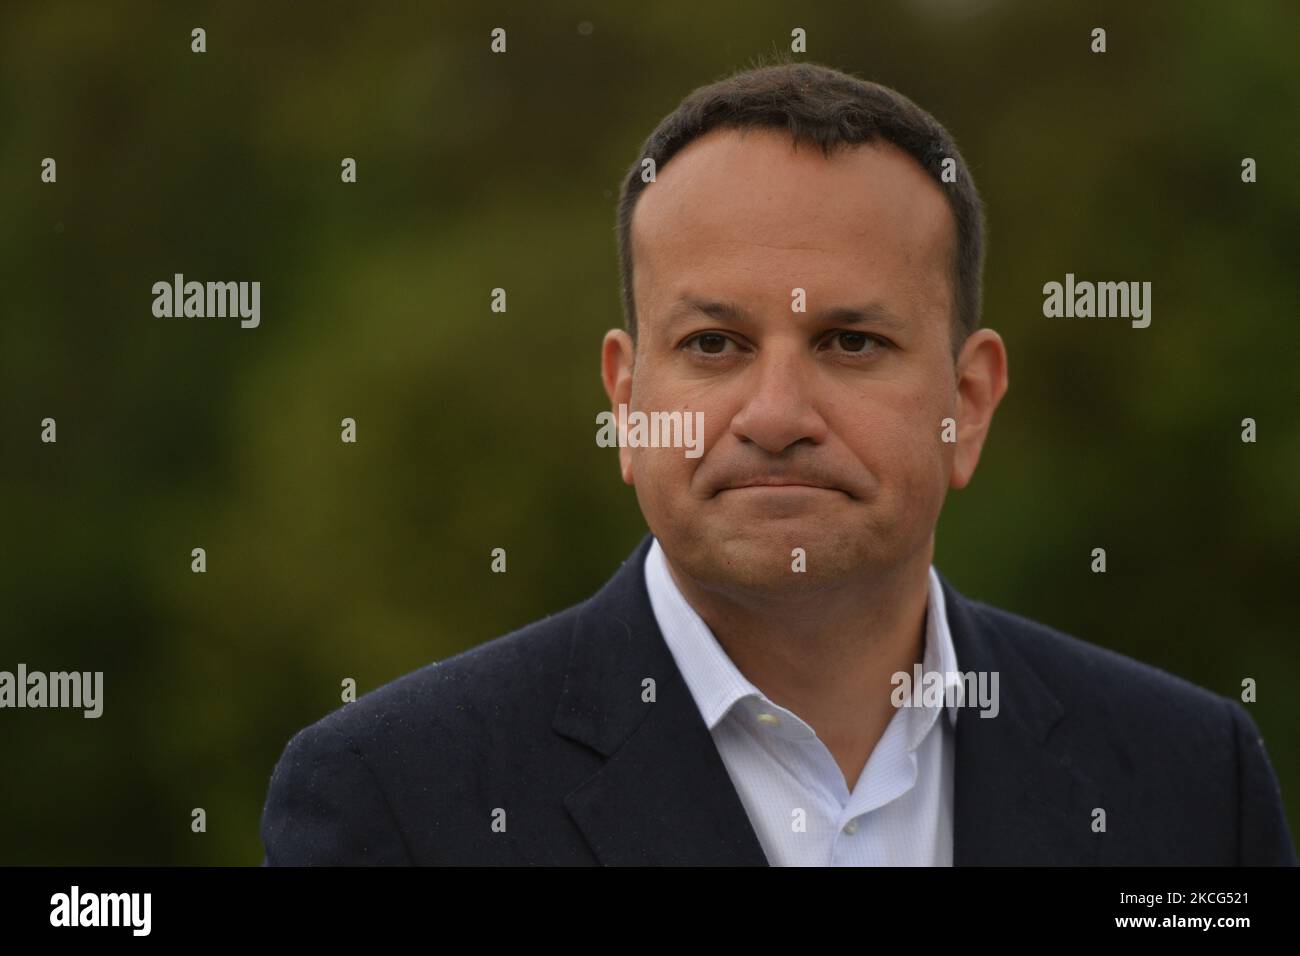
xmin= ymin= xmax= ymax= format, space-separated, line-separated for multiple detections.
xmin=601 ymin=329 xmax=636 ymax=485
xmin=948 ymin=329 xmax=1009 ymax=490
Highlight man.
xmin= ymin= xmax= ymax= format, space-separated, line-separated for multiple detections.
xmin=260 ymin=61 xmax=1295 ymax=866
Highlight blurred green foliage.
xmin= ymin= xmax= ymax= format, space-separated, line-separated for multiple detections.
xmin=1 ymin=0 xmax=1296 ymax=864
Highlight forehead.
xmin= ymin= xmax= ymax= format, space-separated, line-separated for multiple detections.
xmin=630 ymin=127 xmax=955 ymax=323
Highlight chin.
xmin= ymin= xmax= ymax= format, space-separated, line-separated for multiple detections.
xmin=698 ymin=528 xmax=865 ymax=588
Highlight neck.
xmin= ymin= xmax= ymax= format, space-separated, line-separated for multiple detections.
xmin=663 ymin=543 xmax=934 ymax=789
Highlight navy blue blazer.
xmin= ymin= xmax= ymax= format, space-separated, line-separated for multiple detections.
xmin=260 ymin=533 xmax=1296 ymax=865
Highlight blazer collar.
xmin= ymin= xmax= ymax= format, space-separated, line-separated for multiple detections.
xmin=942 ymin=575 xmax=1104 ymax=865
xmin=554 ymin=532 xmax=1102 ymax=865
xmin=554 ymin=533 xmax=768 ymax=864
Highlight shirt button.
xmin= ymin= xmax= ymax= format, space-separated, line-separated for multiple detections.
xmin=843 ymin=819 xmax=859 ymax=835
xmin=755 ymin=711 xmax=780 ymax=726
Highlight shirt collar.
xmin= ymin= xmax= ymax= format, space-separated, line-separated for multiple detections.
xmin=643 ymin=536 xmax=962 ymax=749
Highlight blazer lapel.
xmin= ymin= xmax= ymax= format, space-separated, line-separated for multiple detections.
xmin=940 ymin=572 xmax=1104 ymax=865
xmin=554 ymin=536 xmax=1102 ymax=866
xmin=554 ymin=533 xmax=770 ymax=865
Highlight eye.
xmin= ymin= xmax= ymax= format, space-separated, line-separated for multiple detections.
xmin=682 ymin=332 xmax=740 ymax=356
xmin=822 ymin=330 xmax=886 ymax=354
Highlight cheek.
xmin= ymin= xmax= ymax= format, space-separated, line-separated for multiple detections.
xmin=897 ymin=404 xmax=953 ymax=513
xmin=629 ymin=446 xmax=705 ymax=550
xmin=630 ymin=444 xmax=699 ymax=503
xmin=631 ymin=377 xmax=721 ymax=486
xmin=841 ymin=391 xmax=948 ymax=496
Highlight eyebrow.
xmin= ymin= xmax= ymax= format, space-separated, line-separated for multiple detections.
xmin=665 ymin=297 xmax=910 ymax=334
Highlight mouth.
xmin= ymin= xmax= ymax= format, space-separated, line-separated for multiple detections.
xmin=720 ymin=480 xmax=845 ymax=495
xmin=728 ymin=482 xmax=831 ymax=489
xmin=714 ymin=482 xmax=850 ymax=513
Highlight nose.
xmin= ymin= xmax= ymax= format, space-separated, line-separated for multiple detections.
xmin=728 ymin=344 xmax=829 ymax=454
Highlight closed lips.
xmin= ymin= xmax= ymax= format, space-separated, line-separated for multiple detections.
xmin=726 ymin=479 xmax=836 ymax=489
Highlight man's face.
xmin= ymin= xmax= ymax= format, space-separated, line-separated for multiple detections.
xmin=603 ymin=126 xmax=999 ymax=600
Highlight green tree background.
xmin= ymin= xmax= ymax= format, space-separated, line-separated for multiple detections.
xmin=1 ymin=0 xmax=1295 ymax=863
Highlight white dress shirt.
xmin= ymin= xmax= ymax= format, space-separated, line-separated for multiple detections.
xmin=643 ymin=535 xmax=961 ymax=866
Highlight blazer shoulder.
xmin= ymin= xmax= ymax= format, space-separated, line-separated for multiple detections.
xmin=962 ymin=596 xmax=1238 ymax=731
xmin=961 ymin=594 xmax=1295 ymax=864
xmin=288 ymin=596 xmax=590 ymax=748
xmin=261 ymin=598 xmax=596 ymax=864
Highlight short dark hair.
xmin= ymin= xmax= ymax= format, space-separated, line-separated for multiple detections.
xmin=615 ymin=58 xmax=985 ymax=358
